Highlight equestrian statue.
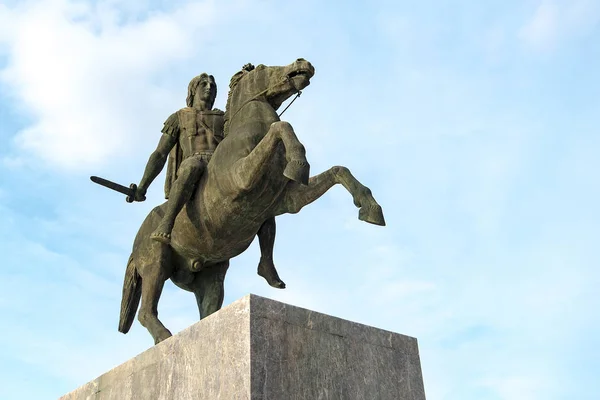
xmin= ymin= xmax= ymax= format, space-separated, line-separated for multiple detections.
xmin=97 ymin=59 xmax=385 ymax=344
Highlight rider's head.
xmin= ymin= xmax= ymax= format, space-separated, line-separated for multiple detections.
xmin=187 ymin=73 xmax=217 ymax=109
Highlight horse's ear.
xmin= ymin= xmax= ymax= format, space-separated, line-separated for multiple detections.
xmin=256 ymin=64 xmax=266 ymax=70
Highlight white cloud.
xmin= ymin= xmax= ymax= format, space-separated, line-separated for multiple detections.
xmin=520 ymin=2 xmax=560 ymax=51
xmin=0 ymin=3 xmax=17 ymax=43
xmin=520 ymin=0 xmax=600 ymax=52
xmin=0 ymin=0 xmax=219 ymax=171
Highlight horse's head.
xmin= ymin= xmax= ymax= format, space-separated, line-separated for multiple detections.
xmin=225 ymin=59 xmax=315 ymax=129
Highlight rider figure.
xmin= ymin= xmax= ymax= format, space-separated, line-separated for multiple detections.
xmin=134 ymin=73 xmax=223 ymax=245
xmin=132 ymin=70 xmax=285 ymax=288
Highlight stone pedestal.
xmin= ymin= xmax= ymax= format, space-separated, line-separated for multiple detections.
xmin=61 ymin=294 xmax=426 ymax=400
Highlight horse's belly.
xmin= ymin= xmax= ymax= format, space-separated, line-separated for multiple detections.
xmin=170 ymin=129 xmax=288 ymax=262
xmin=171 ymin=210 xmax=259 ymax=263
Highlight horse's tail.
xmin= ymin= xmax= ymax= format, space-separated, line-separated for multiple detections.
xmin=118 ymin=254 xmax=141 ymax=334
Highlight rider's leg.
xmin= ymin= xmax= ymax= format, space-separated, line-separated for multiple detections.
xmin=152 ymin=156 xmax=206 ymax=245
xmin=257 ymin=217 xmax=285 ymax=288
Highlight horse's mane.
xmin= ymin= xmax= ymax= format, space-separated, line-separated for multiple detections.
xmin=224 ymin=63 xmax=255 ymax=136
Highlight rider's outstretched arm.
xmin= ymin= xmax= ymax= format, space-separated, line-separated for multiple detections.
xmin=137 ymin=134 xmax=177 ymax=200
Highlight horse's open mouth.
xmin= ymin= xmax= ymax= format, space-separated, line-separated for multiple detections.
xmin=288 ymin=70 xmax=311 ymax=79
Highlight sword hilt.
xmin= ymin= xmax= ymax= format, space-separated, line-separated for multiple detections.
xmin=126 ymin=183 xmax=137 ymax=203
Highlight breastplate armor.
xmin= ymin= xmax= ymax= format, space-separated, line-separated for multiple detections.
xmin=177 ymin=108 xmax=224 ymax=158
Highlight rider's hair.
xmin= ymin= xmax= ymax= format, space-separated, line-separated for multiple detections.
xmin=186 ymin=73 xmax=216 ymax=107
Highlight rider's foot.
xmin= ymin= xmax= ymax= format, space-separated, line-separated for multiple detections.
xmin=258 ymin=258 xmax=286 ymax=289
xmin=151 ymin=231 xmax=172 ymax=245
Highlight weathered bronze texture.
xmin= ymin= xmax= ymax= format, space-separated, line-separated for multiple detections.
xmin=115 ymin=59 xmax=385 ymax=344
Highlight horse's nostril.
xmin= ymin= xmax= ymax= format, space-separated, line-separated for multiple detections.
xmin=296 ymin=58 xmax=305 ymax=62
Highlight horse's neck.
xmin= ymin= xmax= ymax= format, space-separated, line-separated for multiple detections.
xmin=229 ymin=100 xmax=279 ymax=137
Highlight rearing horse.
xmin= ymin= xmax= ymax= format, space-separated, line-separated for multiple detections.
xmin=118 ymin=59 xmax=386 ymax=344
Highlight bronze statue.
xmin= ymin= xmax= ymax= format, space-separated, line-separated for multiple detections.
xmin=112 ymin=59 xmax=385 ymax=344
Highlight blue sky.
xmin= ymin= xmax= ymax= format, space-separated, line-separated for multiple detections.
xmin=0 ymin=0 xmax=599 ymax=399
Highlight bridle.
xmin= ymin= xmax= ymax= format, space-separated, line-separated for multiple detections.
xmin=227 ymin=74 xmax=302 ymax=125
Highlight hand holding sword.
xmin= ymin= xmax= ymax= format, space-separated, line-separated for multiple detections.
xmin=90 ymin=176 xmax=147 ymax=203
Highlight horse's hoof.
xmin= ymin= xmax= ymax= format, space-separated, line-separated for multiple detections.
xmin=284 ymin=160 xmax=310 ymax=185
xmin=154 ymin=330 xmax=173 ymax=345
xmin=359 ymin=204 xmax=386 ymax=226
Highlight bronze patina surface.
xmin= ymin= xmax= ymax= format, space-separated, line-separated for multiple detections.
xmin=109 ymin=59 xmax=385 ymax=344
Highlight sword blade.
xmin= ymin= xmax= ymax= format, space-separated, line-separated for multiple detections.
xmin=90 ymin=176 xmax=135 ymax=197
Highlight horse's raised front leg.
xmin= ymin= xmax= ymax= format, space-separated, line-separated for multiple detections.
xmin=191 ymin=261 xmax=230 ymax=319
xmin=233 ymin=121 xmax=310 ymax=190
xmin=275 ymin=166 xmax=386 ymax=226
xmin=137 ymin=244 xmax=174 ymax=345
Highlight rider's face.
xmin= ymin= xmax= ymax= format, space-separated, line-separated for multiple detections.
xmin=197 ymin=77 xmax=216 ymax=105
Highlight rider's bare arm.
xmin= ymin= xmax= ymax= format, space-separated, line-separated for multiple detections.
xmin=137 ymin=133 xmax=178 ymax=199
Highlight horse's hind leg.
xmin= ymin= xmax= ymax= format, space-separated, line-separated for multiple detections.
xmin=191 ymin=261 xmax=230 ymax=319
xmin=275 ymin=166 xmax=385 ymax=226
xmin=137 ymin=244 xmax=174 ymax=345
xmin=233 ymin=121 xmax=310 ymax=190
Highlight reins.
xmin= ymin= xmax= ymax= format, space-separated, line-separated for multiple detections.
xmin=278 ymin=90 xmax=302 ymax=117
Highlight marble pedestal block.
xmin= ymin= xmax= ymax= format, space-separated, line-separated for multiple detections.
xmin=61 ymin=294 xmax=426 ymax=400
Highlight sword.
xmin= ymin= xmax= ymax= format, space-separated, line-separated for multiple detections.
xmin=90 ymin=176 xmax=139 ymax=203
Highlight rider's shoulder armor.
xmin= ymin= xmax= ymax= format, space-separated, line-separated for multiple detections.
xmin=162 ymin=112 xmax=180 ymax=137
